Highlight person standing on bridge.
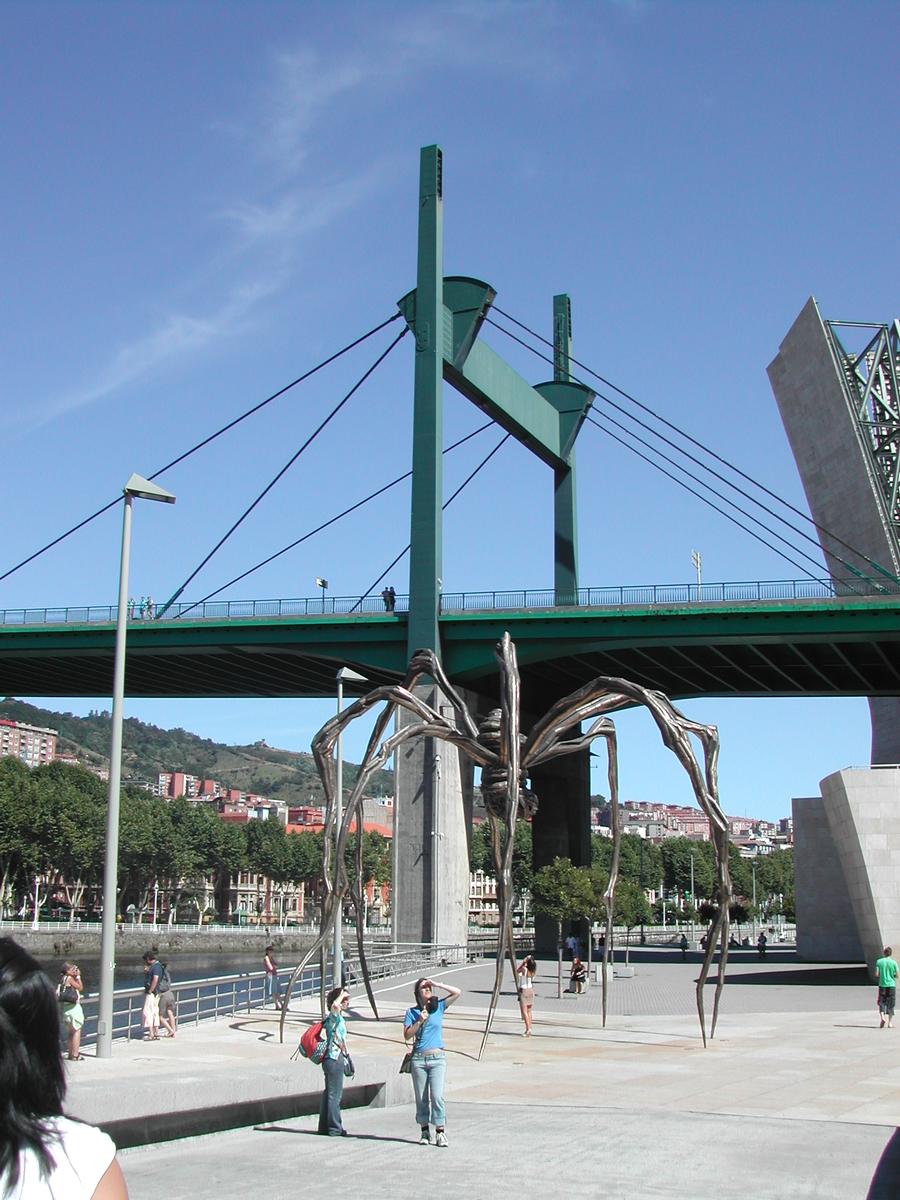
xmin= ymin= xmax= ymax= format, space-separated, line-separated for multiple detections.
xmin=381 ymin=585 xmax=396 ymax=612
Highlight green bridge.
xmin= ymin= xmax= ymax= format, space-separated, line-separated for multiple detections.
xmin=2 ymin=586 xmax=899 ymax=702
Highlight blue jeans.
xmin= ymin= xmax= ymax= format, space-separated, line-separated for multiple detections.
xmin=318 ymin=1056 xmax=345 ymax=1135
xmin=264 ymin=973 xmax=281 ymax=1004
xmin=410 ymin=1052 xmax=446 ymax=1127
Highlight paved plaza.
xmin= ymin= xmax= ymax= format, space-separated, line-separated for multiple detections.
xmin=64 ymin=949 xmax=900 ymax=1198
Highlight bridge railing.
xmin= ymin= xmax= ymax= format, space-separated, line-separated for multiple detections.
xmin=1 ymin=578 xmax=897 ymax=627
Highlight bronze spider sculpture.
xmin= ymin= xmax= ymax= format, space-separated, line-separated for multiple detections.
xmin=279 ymin=633 xmax=731 ymax=1055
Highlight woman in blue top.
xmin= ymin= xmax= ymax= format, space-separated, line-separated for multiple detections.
xmin=318 ymin=986 xmax=351 ymax=1136
xmin=403 ymin=977 xmax=461 ymax=1147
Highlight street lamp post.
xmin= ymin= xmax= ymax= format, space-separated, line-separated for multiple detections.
xmin=316 ymin=577 xmax=329 ymax=613
xmin=97 ymin=474 xmax=175 ymax=1059
xmin=333 ymin=666 xmax=368 ymax=988
xmin=752 ymin=858 xmax=758 ymax=944
xmin=689 ymin=850 xmax=695 ymax=944
xmin=691 ymin=549 xmax=702 ymax=600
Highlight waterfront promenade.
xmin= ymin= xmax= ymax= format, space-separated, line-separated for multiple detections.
xmin=65 ymin=948 xmax=900 ymax=1199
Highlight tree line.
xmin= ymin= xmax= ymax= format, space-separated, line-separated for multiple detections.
xmin=1 ymin=756 xmax=793 ymax=927
xmin=0 ymin=758 xmax=390 ymax=922
xmin=471 ymin=820 xmax=794 ymax=927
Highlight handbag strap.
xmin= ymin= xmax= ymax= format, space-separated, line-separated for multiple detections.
xmin=324 ymin=1012 xmax=349 ymax=1057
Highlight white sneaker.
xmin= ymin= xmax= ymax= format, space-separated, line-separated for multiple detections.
xmin=435 ymin=1130 xmax=448 ymax=1148
xmin=419 ymin=1128 xmax=431 ymax=1145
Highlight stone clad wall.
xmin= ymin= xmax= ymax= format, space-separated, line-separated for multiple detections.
xmin=820 ymin=767 xmax=900 ymax=978
xmin=793 ymin=795 xmax=862 ymax=963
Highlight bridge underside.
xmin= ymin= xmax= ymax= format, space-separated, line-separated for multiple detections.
xmin=2 ymin=598 xmax=900 ymax=702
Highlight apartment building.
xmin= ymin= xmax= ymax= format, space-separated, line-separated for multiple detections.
xmin=0 ymin=718 xmax=57 ymax=767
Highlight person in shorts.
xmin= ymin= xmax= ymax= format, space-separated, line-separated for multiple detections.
xmin=157 ymin=958 xmax=177 ymax=1038
xmin=516 ymin=954 xmax=536 ymax=1036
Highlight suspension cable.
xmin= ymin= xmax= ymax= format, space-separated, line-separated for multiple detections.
xmin=488 ymin=305 xmax=899 ymax=584
xmin=0 ymin=312 xmax=403 ymax=586
xmin=174 ymin=421 xmax=495 ymax=616
xmin=490 ymin=310 xmax=835 ymax=577
xmin=349 ymin=432 xmax=512 ymax=612
xmin=586 ymin=415 xmax=824 ymax=583
xmin=158 ymin=326 xmax=408 ymax=616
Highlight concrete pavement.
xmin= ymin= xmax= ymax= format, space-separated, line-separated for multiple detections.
xmin=64 ymin=949 xmax=900 ymax=1198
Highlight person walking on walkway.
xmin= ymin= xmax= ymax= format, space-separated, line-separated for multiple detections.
xmin=875 ymin=946 xmax=898 ymax=1029
xmin=516 ymin=955 xmax=536 ymax=1036
xmin=679 ymin=933 xmax=689 ymax=960
xmin=58 ymin=962 xmax=85 ymax=1061
xmin=0 ymin=938 xmax=129 ymax=1198
xmin=318 ymin=986 xmax=352 ymax=1137
xmin=757 ymin=932 xmax=768 ymax=959
xmin=403 ymin=977 xmax=461 ymax=1147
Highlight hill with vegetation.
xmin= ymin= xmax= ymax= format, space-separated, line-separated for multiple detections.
xmin=0 ymin=698 xmax=392 ymax=804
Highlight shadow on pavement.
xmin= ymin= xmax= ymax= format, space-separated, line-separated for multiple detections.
xmin=257 ymin=1125 xmax=412 ymax=1144
xmin=707 ymin=966 xmax=869 ymax=988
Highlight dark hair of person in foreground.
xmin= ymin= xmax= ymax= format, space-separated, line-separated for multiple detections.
xmin=0 ymin=936 xmax=67 ymax=1187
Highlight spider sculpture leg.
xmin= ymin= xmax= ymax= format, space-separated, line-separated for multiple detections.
xmin=522 ymin=674 xmax=729 ymax=1046
xmin=279 ymin=670 xmax=495 ymax=1044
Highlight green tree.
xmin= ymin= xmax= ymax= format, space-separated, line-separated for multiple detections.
xmin=593 ymin=833 xmax=662 ymax=891
xmin=589 ymin=870 xmax=652 ymax=965
xmin=661 ymin=838 xmax=714 ymax=901
xmin=532 ymin=857 xmax=594 ymax=996
xmin=0 ymin=758 xmax=33 ymax=915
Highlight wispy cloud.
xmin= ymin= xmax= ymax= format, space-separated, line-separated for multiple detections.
xmin=220 ymin=161 xmax=390 ymax=251
xmin=30 ymin=6 xmax=600 ymax=431
xmin=14 ymin=277 xmax=282 ymax=434
xmin=257 ymin=46 xmax=365 ymax=166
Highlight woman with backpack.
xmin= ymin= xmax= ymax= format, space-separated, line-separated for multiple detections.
xmin=157 ymin=960 xmax=176 ymax=1039
xmin=318 ymin=986 xmax=352 ymax=1137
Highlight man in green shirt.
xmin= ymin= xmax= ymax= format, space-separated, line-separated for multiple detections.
xmin=875 ymin=947 xmax=898 ymax=1028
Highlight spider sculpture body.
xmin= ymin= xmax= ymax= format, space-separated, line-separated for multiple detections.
xmin=279 ymin=633 xmax=731 ymax=1055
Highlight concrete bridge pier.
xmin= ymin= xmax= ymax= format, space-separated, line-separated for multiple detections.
xmin=392 ymin=684 xmax=474 ymax=948
xmin=530 ymin=748 xmax=592 ymax=955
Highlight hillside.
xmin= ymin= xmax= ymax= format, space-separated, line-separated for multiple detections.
xmin=0 ymin=698 xmax=392 ymax=804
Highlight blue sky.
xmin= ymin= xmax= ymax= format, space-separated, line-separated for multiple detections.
xmin=3 ymin=1 xmax=897 ymax=821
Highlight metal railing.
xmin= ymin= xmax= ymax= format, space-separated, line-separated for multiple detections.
xmin=2 ymin=577 xmax=898 ymax=628
xmin=74 ymin=943 xmax=468 ymax=1048
xmin=0 ymin=918 xmax=324 ymax=935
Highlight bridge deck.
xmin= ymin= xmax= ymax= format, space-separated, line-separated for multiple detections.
xmin=1 ymin=592 xmax=899 ymax=701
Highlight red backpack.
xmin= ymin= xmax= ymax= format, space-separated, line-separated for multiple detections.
xmin=299 ymin=1019 xmax=328 ymax=1064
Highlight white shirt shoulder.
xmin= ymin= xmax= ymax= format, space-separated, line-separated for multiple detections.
xmin=2 ymin=1116 xmax=115 ymax=1200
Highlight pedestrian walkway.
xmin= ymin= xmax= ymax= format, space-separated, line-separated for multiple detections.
xmin=64 ymin=950 xmax=900 ymax=1199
